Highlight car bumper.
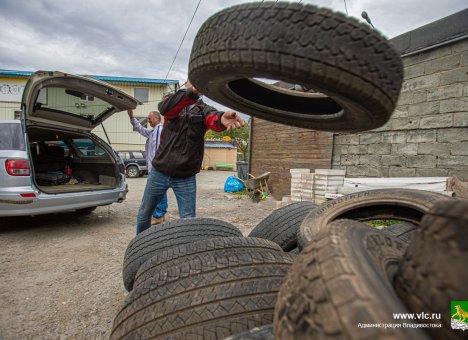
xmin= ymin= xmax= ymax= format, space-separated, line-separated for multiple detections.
xmin=0 ymin=181 xmax=127 ymax=217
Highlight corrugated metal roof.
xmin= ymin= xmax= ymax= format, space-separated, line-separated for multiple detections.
xmin=0 ymin=70 xmax=32 ymax=77
xmin=205 ymin=142 xmax=236 ymax=149
xmin=92 ymin=75 xmax=178 ymax=85
xmin=0 ymin=69 xmax=178 ymax=85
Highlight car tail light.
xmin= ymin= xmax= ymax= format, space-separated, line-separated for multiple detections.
xmin=5 ymin=159 xmax=30 ymax=176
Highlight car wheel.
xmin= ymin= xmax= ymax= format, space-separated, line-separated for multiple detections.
xmin=75 ymin=206 xmax=97 ymax=215
xmin=188 ymin=2 xmax=403 ymax=132
xmin=122 ymin=218 xmax=243 ymax=291
xmin=298 ymin=189 xmax=449 ymax=249
xmin=126 ymin=165 xmax=140 ymax=178
xmin=111 ymin=247 xmax=294 ymax=340
xmin=274 ymin=219 xmax=428 ymax=340
xmin=248 ymin=201 xmax=316 ymax=251
xmin=395 ymin=199 xmax=467 ymax=340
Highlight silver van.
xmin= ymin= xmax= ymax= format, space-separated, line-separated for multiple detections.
xmin=0 ymin=70 xmax=140 ymax=217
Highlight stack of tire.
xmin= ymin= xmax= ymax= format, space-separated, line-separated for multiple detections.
xmin=110 ymin=218 xmax=296 ymax=339
xmin=110 ymin=0 xmax=468 ymax=336
xmin=272 ymin=189 xmax=468 ymax=339
xmin=110 ymin=189 xmax=467 ymax=339
xmin=248 ymin=189 xmax=468 ymax=340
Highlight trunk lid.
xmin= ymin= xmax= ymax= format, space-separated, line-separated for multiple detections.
xmin=22 ymin=70 xmax=140 ymax=131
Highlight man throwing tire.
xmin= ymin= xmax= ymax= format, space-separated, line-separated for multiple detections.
xmin=135 ymin=80 xmax=244 ymax=233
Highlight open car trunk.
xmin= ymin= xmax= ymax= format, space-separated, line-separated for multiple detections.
xmin=28 ymin=125 xmax=122 ymax=194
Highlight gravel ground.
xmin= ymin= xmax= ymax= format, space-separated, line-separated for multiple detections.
xmin=0 ymin=170 xmax=277 ymax=339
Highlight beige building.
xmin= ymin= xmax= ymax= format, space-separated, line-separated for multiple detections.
xmin=203 ymin=141 xmax=238 ymax=170
xmin=0 ymin=70 xmax=178 ymax=150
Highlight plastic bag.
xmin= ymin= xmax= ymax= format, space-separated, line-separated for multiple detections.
xmin=224 ymin=176 xmax=245 ymax=193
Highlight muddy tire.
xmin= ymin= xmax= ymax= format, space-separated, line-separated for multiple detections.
xmin=249 ymin=201 xmax=316 ymax=251
xmin=133 ymin=236 xmax=282 ymax=289
xmin=188 ymin=2 xmax=403 ymax=132
xmin=274 ymin=219 xmax=428 ymax=340
xmin=122 ymin=218 xmax=242 ymax=291
xmin=111 ymin=248 xmax=294 ymax=340
xmin=395 ymin=199 xmax=467 ymax=340
xmin=298 ymin=189 xmax=449 ymax=248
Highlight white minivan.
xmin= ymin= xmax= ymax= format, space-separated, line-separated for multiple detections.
xmin=0 ymin=70 xmax=140 ymax=217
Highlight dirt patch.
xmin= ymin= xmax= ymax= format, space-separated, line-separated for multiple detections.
xmin=0 ymin=170 xmax=277 ymax=339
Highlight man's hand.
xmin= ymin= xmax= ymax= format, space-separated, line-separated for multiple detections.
xmin=184 ymin=80 xmax=202 ymax=96
xmin=127 ymin=109 xmax=134 ymax=119
xmin=221 ymin=111 xmax=245 ymax=131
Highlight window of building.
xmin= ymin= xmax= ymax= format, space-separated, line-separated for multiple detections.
xmin=134 ymin=88 xmax=149 ymax=103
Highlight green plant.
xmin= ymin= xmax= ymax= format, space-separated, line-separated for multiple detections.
xmin=205 ymin=119 xmax=250 ymax=161
xmin=364 ymin=219 xmax=402 ymax=228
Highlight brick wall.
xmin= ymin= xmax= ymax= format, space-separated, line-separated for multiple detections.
xmin=332 ymin=38 xmax=468 ymax=180
xmin=250 ymin=118 xmax=333 ymax=200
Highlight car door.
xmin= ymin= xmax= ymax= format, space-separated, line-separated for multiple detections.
xmin=21 ymin=70 xmax=141 ymax=131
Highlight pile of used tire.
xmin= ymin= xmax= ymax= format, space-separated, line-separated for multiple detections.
xmin=110 ymin=1 xmax=467 ymax=338
xmin=110 ymin=189 xmax=467 ymax=340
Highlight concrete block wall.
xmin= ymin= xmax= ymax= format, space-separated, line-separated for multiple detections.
xmin=332 ymin=38 xmax=468 ymax=180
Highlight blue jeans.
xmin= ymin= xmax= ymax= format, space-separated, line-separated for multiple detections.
xmin=152 ymin=192 xmax=168 ymax=219
xmin=136 ymin=169 xmax=196 ymax=234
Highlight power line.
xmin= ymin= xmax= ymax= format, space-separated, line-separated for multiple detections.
xmin=343 ymin=0 xmax=349 ymax=16
xmin=164 ymin=0 xmax=203 ymax=81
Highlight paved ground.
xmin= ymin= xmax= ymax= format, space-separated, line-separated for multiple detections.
xmin=0 ymin=170 xmax=277 ymax=339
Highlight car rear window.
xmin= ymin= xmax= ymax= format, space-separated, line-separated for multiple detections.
xmin=0 ymin=123 xmax=26 ymax=150
xmin=73 ymin=138 xmax=106 ymax=156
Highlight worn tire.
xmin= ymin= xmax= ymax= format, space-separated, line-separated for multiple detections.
xmin=111 ymin=248 xmax=295 ymax=340
xmin=383 ymin=221 xmax=418 ymax=245
xmin=133 ymin=236 xmax=282 ymax=289
xmin=249 ymin=201 xmax=316 ymax=251
xmin=189 ymin=1 xmax=403 ymax=132
xmin=275 ymin=219 xmax=428 ymax=340
xmin=298 ymin=189 xmax=449 ymax=248
xmin=395 ymin=199 xmax=468 ymax=339
xmin=122 ymin=218 xmax=242 ymax=291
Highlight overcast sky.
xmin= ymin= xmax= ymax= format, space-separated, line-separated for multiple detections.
xmin=1 ymin=0 xmax=466 ymax=100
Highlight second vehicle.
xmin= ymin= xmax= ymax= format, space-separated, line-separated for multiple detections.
xmin=117 ymin=150 xmax=148 ymax=178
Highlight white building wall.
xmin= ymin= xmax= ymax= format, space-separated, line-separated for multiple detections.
xmin=93 ymin=83 xmax=171 ymax=150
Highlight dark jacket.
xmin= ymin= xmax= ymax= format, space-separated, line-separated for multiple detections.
xmin=153 ymin=89 xmax=226 ymax=178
